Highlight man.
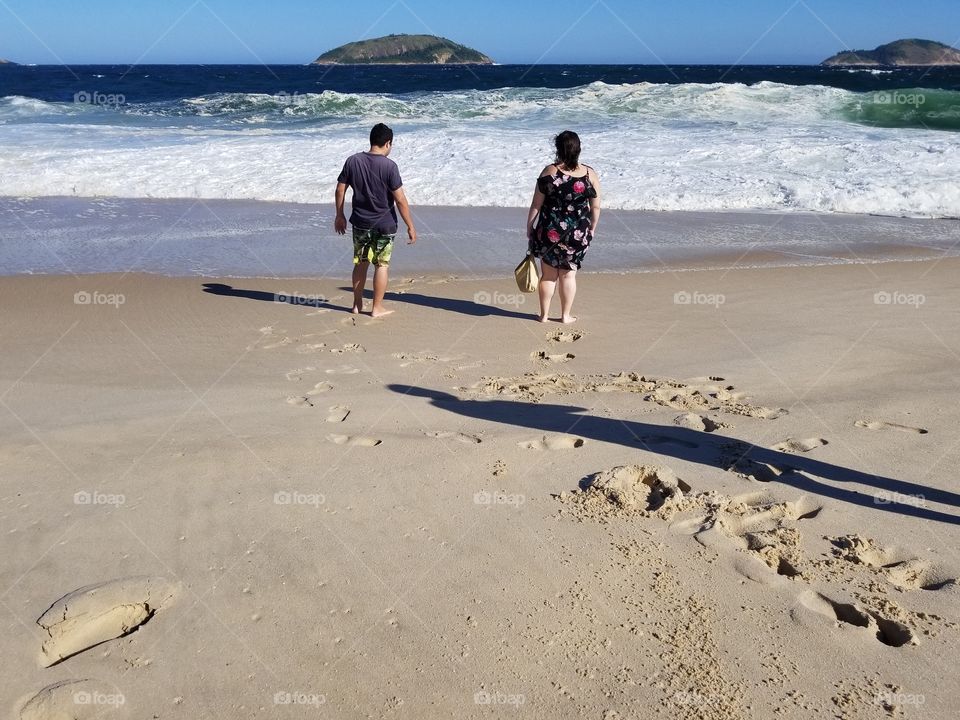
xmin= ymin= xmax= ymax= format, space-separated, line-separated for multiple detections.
xmin=334 ymin=123 xmax=417 ymax=318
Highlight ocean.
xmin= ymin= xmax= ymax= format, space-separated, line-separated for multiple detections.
xmin=1 ymin=64 xmax=959 ymax=276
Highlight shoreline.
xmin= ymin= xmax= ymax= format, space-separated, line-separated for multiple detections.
xmin=2 ymin=196 xmax=957 ymax=279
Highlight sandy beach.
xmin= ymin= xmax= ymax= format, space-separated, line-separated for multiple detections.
xmin=2 ymin=255 xmax=958 ymax=718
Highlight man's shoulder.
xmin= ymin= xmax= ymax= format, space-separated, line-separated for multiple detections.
xmin=370 ymin=153 xmax=398 ymax=169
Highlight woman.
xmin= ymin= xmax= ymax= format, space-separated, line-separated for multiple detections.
xmin=526 ymin=130 xmax=601 ymax=324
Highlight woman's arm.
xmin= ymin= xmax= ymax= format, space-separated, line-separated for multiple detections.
xmin=526 ymin=166 xmax=554 ymax=241
xmin=526 ymin=189 xmax=545 ymax=239
xmin=588 ymin=167 xmax=601 ymax=235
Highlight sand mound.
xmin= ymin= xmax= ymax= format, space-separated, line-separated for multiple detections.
xmin=557 ymin=465 xmax=693 ymax=522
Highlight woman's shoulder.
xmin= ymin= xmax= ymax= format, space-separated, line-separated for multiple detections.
xmin=583 ymin=164 xmax=599 ymax=182
xmin=539 ymin=164 xmax=559 ymax=177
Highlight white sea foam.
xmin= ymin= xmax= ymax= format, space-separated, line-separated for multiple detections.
xmin=0 ymin=82 xmax=958 ymax=217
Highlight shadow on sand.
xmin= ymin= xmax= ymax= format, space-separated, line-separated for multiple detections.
xmin=389 ymin=384 xmax=959 ymax=526
xmin=201 ymin=283 xmax=350 ymax=312
xmin=202 ymin=282 xmax=532 ymax=320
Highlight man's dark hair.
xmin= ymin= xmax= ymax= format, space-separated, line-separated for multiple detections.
xmin=554 ymin=130 xmax=581 ymax=169
xmin=370 ymin=123 xmax=394 ymax=148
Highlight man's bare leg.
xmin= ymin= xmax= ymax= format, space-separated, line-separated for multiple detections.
xmin=558 ymin=268 xmax=577 ymax=323
xmin=351 ymin=262 xmax=370 ymax=313
xmin=371 ymin=264 xmax=394 ymax=317
xmin=538 ymin=262 xmax=558 ymax=322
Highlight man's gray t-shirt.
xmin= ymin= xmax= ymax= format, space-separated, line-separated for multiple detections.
xmin=337 ymin=152 xmax=403 ymax=234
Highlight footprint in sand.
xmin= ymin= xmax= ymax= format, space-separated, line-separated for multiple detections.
xmin=792 ymin=590 xmax=916 ymax=647
xmin=326 ymin=406 xmax=350 ymax=423
xmin=36 ymin=576 xmax=177 ymax=666
xmin=532 ymin=350 xmax=575 ymax=364
xmin=392 ymin=351 xmax=466 ymax=368
xmin=771 ymin=437 xmax=828 ymax=454
xmin=671 ymin=491 xmax=823 ymax=580
xmin=286 ymin=395 xmax=314 ymax=408
xmin=721 ymin=441 xmax=797 ymax=483
xmin=331 ymin=343 xmax=365 ymax=354
xmin=855 ymin=420 xmax=928 ymax=434
xmin=829 ymin=535 xmax=957 ymax=591
xmin=547 ymin=330 xmax=583 ymax=343
xmin=639 ymin=435 xmax=700 ymax=450
xmin=429 ymin=431 xmax=482 ymax=444
xmin=295 ymin=343 xmax=327 ymax=354
xmin=519 ymin=435 xmax=584 ymax=450
xmin=285 ymin=366 xmax=316 ymax=381
xmin=327 ymin=434 xmax=381 ymax=447
xmin=672 ymin=413 xmax=728 ymax=433
xmin=285 ymin=381 xmax=334 ymax=407
xmin=884 ymin=560 xmax=957 ymax=592
xmin=19 ymin=679 xmax=125 ymax=719
xmin=326 ymin=366 xmax=361 ymax=375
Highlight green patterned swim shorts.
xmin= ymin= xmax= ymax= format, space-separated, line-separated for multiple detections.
xmin=352 ymin=227 xmax=395 ymax=266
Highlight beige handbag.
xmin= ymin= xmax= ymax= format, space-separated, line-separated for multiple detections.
xmin=514 ymin=254 xmax=540 ymax=293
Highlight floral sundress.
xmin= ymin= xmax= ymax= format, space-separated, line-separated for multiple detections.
xmin=530 ymin=167 xmax=598 ymax=270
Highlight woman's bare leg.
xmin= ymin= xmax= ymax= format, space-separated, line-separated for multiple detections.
xmin=538 ymin=262 xmax=558 ymax=322
xmin=558 ymin=268 xmax=577 ymax=323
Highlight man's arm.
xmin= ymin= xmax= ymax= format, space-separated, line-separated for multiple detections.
xmin=392 ymin=187 xmax=417 ymax=244
xmin=334 ymin=182 xmax=348 ymax=235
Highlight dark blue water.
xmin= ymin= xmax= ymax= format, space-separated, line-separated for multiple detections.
xmin=2 ymin=64 xmax=959 ymax=103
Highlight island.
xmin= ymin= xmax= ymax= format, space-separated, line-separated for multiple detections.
xmin=312 ymin=34 xmax=493 ymax=65
xmin=822 ymin=39 xmax=960 ymax=66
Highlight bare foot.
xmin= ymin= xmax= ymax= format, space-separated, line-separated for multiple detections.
xmin=537 ymin=315 xmax=549 ymax=323
xmin=560 ymin=316 xmax=578 ymax=324
xmin=371 ymin=307 xmax=395 ymax=318
xmin=351 ymin=306 xmax=362 ymax=314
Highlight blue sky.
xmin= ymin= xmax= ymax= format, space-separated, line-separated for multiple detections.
xmin=1 ymin=0 xmax=958 ymax=65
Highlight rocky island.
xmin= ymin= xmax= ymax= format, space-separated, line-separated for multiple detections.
xmin=312 ymin=34 xmax=493 ymax=65
xmin=822 ymin=39 xmax=960 ymax=66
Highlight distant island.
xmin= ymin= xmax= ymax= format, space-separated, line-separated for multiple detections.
xmin=822 ymin=39 xmax=960 ymax=66
xmin=0 ymin=59 xmax=13 ymax=64
xmin=312 ymin=34 xmax=493 ymax=65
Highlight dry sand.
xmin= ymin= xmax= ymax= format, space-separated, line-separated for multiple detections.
xmin=1 ymin=258 xmax=959 ymax=718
